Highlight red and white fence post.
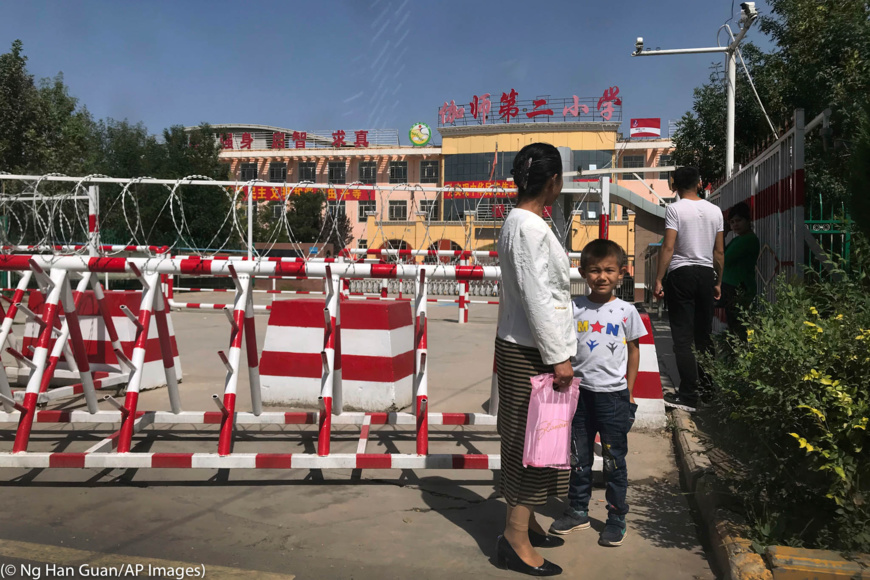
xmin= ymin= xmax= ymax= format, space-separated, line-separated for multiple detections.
xmin=0 ymin=271 xmax=32 ymax=413
xmin=50 ymin=274 xmax=99 ymax=413
xmin=318 ymin=266 xmax=341 ymax=456
xmin=458 ymin=259 xmax=469 ymax=324
xmin=599 ymin=176 xmax=610 ymax=241
xmin=244 ymin=278 xmax=262 ymax=416
xmin=13 ymin=266 xmax=67 ymax=453
xmin=414 ymin=269 xmax=428 ymax=455
xmin=115 ymin=268 xmax=161 ymax=454
xmin=153 ymin=281 xmax=182 ymax=414
xmin=216 ymin=266 xmax=251 ymax=456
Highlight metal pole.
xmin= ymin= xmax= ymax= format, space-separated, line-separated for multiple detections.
xmin=599 ymin=176 xmax=610 ymax=240
xmin=726 ymin=49 xmax=737 ymax=178
xmin=216 ymin=269 xmax=251 ymax=456
xmin=414 ymin=270 xmax=428 ymax=455
xmin=116 ymin=271 xmax=161 ymax=453
xmin=13 ymin=267 xmax=67 ymax=453
xmin=247 ymin=188 xmax=253 ymax=260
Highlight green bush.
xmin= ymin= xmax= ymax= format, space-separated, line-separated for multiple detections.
xmin=703 ymin=242 xmax=870 ymax=552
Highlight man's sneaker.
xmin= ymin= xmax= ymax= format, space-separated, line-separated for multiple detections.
xmin=599 ymin=515 xmax=627 ymax=547
xmin=663 ymin=392 xmax=697 ymax=411
xmin=548 ymin=508 xmax=590 ymax=535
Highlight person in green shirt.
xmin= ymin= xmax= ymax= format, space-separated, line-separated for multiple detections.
xmin=721 ymin=202 xmax=760 ymax=340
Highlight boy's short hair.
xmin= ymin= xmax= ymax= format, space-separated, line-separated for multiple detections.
xmin=672 ymin=166 xmax=701 ymax=192
xmin=580 ymin=239 xmax=627 ymax=270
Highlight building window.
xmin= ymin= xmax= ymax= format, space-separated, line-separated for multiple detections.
xmin=389 ymin=161 xmax=407 ymax=184
xmin=357 ymin=239 xmax=367 ymax=250
xmin=327 ymin=200 xmax=346 ymax=218
xmin=240 ymin=163 xmax=258 ymax=181
xmin=358 ymin=161 xmax=377 ymax=184
xmin=358 ymin=200 xmax=376 ymax=222
xmin=328 ymin=161 xmax=346 ymax=184
xmin=272 ymin=204 xmax=285 ymax=220
xmin=419 ymin=200 xmax=440 ymax=221
xmin=269 ymin=162 xmax=287 ymax=183
xmin=622 ymin=155 xmax=644 ymax=180
xmin=388 ymin=200 xmax=407 ymax=221
xmin=420 ymin=160 xmax=439 ymax=184
xmin=298 ymin=161 xmax=316 ymax=182
xmin=658 ymin=154 xmax=673 ymax=180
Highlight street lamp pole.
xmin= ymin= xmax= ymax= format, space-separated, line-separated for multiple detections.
xmin=632 ymin=2 xmax=758 ymax=179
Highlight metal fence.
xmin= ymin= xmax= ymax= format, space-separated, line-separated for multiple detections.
xmin=707 ymin=109 xmax=819 ymax=303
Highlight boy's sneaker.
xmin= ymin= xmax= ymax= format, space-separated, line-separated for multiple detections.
xmin=598 ymin=515 xmax=627 ymax=547
xmin=548 ymin=508 xmax=590 ymax=535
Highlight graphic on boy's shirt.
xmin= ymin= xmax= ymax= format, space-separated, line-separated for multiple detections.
xmin=576 ymin=303 xmax=628 ymax=354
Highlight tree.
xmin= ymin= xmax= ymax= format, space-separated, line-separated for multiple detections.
xmin=672 ymin=0 xmax=870 ymax=222
xmin=320 ymin=207 xmax=354 ymax=251
xmin=0 ymin=40 xmax=43 ymax=172
xmin=284 ymin=192 xmax=328 ymax=243
xmin=270 ymin=191 xmax=354 ymax=251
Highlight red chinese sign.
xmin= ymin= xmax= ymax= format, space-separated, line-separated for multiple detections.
xmin=220 ymin=129 xmax=375 ymax=150
xmin=437 ymin=87 xmax=621 ymax=127
xmin=443 ymin=180 xmax=517 ymax=199
xmin=499 ymin=89 xmax=519 ymax=123
xmin=244 ymin=186 xmax=375 ymax=202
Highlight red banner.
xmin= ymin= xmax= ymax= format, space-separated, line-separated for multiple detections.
xmin=442 ymin=181 xmax=517 ymax=199
xmin=243 ymin=186 xmax=375 ymax=201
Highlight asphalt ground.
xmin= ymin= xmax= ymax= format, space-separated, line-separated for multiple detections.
xmin=0 ymin=293 xmax=714 ymax=579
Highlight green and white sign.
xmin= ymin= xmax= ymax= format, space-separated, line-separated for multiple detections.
xmin=409 ymin=123 xmax=431 ymax=146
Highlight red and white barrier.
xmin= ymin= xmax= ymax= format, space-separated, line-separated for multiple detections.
xmin=18 ymin=290 xmax=183 ymax=392
xmin=633 ymin=312 xmax=666 ymax=429
xmin=259 ymin=298 xmax=414 ymax=411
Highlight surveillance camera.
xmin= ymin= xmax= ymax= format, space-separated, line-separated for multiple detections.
xmin=635 ymin=37 xmax=643 ymax=54
xmin=739 ymin=2 xmax=757 ymax=21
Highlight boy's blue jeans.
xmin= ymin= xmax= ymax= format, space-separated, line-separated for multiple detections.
xmin=568 ymin=388 xmax=634 ymax=518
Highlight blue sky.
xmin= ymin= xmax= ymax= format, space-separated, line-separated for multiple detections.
xmin=1 ymin=0 xmax=774 ymax=145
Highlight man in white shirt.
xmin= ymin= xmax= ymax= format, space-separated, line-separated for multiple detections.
xmin=653 ymin=167 xmax=724 ymax=408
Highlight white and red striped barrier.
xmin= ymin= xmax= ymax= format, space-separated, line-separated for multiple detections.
xmin=18 ymin=289 xmax=183 ymax=392
xmin=633 ymin=312 xmax=666 ymax=429
xmin=0 ymin=253 xmax=659 ymax=472
xmin=260 ymin=299 xmax=414 ymax=412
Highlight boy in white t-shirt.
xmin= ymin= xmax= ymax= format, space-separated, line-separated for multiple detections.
xmin=549 ymin=239 xmax=647 ymax=548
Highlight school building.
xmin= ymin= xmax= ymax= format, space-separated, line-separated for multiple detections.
xmin=197 ymin=89 xmax=675 ymax=297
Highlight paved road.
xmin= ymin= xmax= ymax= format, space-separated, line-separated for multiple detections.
xmin=0 ymin=296 xmax=715 ymax=579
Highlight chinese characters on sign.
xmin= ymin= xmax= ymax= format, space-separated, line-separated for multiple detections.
xmin=245 ymin=185 xmax=376 ymax=201
xmin=220 ymin=130 xmax=372 ymax=150
xmin=443 ymin=180 xmax=516 ymax=199
xmin=436 ymin=86 xmax=622 ymax=126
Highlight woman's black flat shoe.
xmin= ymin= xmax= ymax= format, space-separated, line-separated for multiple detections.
xmin=496 ymin=535 xmax=562 ymax=576
xmin=529 ymin=530 xmax=565 ymax=548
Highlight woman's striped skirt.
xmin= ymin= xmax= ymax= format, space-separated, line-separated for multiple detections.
xmin=494 ymin=336 xmax=569 ymax=506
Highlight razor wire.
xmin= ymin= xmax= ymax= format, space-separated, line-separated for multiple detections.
xmin=0 ymin=174 xmax=563 ymax=276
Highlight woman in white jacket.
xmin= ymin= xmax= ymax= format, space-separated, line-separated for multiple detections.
xmin=494 ymin=142 xmax=575 ymax=576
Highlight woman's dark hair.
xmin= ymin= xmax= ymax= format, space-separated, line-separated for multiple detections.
xmin=511 ymin=143 xmax=562 ymax=201
xmin=729 ymin=201 xmax=752 ymax=222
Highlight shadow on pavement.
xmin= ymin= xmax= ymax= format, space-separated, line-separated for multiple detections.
xmin=416 ymin=475 xmax=505 ymax=567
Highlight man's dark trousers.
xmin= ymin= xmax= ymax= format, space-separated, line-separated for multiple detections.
xmin=665 ymin=265 xmax=715 ymax=400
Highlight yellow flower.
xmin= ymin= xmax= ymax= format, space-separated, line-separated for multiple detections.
xmin=746 ymin=329 xmax=754 ymax=342
xmin=835 ymin=314 xmax=843 ymax=321
xmin=809 ymin=306 xmax=819 ymax=316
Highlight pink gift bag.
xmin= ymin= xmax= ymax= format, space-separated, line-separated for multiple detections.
xmin=522 ymin=374 xmax=581 ymax=470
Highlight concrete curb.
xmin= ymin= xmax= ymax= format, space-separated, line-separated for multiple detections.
xmin=671 ymin=409 xmax=772 ymax=580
